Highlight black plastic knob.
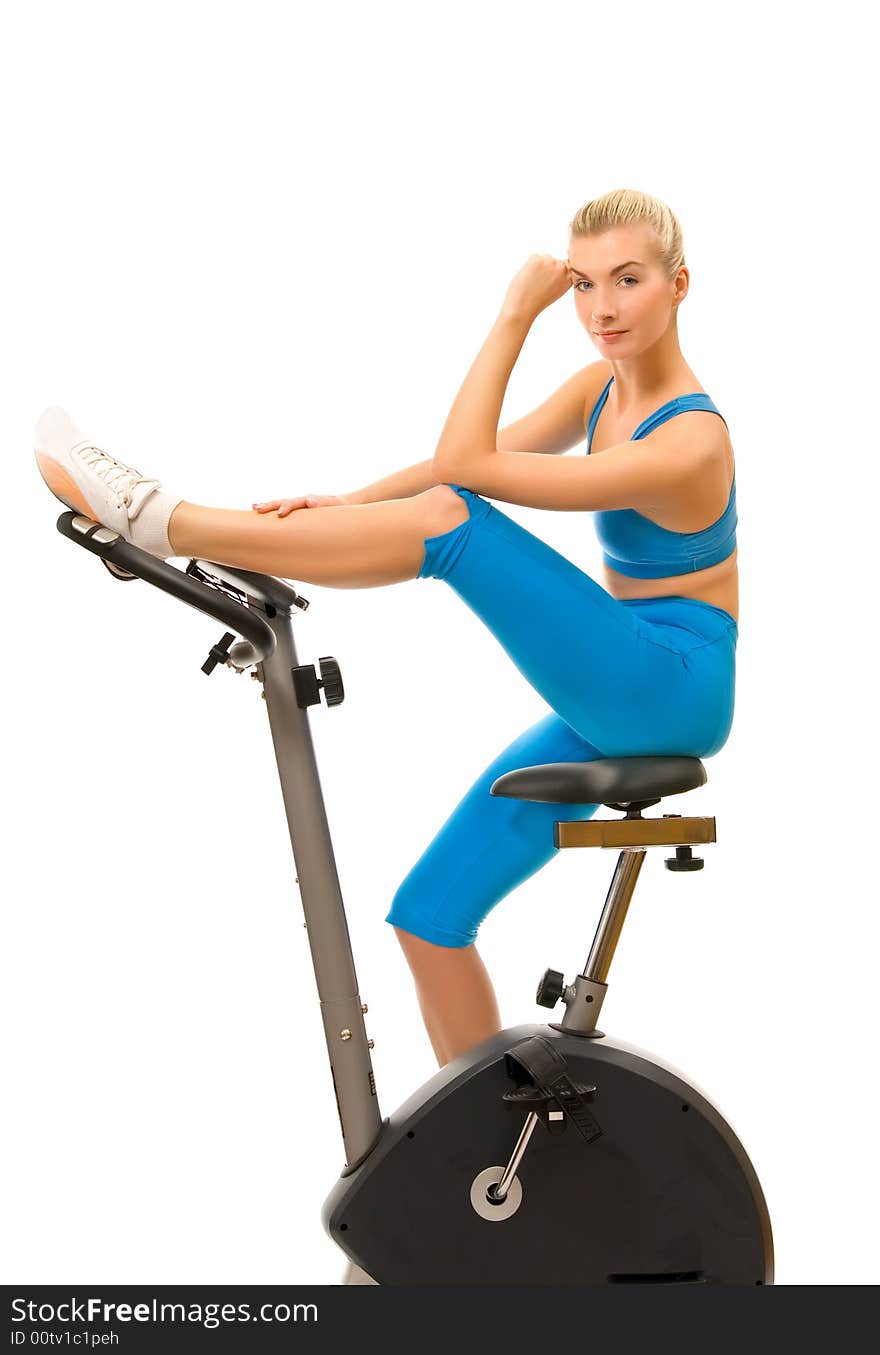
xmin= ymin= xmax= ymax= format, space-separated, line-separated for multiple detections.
xmin=202 ymin=631 xmax=236 ymax=675
xmin=536 ymin=968 xmax=566 ymax=1009
xmin=318 ymin=656 xmax=345 ymax=706
xmin=665 ymin=845 xmax=704 ymax=871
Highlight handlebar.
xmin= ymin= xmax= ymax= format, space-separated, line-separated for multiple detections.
xmin=56 ymin=511 xmax=281 ymax=667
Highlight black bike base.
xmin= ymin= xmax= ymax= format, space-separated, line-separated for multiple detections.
xmin=322 ymin=1024 xmax=773 ymax=1285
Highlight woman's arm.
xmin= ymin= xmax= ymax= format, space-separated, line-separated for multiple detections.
xmin=345 ymin=358 xmax=602 ymax=506
xmin=345 ymin=458 xmax=442 ymax=505
xmin=432 ymin=310 xmax=533 ymax=483
xmin=435 ymin=414 xmax=721 ymax=512
xmin=431 ymin=254 xmax=577 ymax=482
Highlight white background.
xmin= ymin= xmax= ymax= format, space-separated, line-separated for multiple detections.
xmin=2 ymin=0 xmax=877 ymax=1286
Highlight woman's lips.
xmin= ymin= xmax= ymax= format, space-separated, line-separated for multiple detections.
xmin=597 ymin=330 xmax=627 ymax=341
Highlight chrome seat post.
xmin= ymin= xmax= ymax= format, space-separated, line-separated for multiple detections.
xmin=584 ymin=849 xmax=647 ymax=985
xmin=554 ymin=848 xmax=646 ymax=1037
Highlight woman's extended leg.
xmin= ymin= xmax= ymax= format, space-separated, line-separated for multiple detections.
xmin=32 ymin=404 xmax=469 ymax=586
xmin=168 ymin=488 xmax=469 ymax=585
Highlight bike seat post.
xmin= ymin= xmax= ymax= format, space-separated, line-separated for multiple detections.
xmin=584 ymin=849 xmax=646 ymax=985
xmin=556 ymin=847 xmax=646 ymax=1036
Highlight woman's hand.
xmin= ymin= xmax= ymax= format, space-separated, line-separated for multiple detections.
xmin=500 ymin=253 xmax=573 ymax=322
xmin=252 ymin=493 xmax=350 ymax=518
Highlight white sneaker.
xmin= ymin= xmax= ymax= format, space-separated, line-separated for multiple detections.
xmin=34 ymin=406 xmax=181 ymax=557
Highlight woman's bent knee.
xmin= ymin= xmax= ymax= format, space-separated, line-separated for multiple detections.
xmin=420 ymin=483 xmax=470 ymax=537
xmin=416 ymin=484 xmax=485 ymax=581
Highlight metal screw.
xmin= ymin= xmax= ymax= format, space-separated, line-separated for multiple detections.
xmin=367 ymin=1040 xmax=375 ymax=1049
xmin=340 ymin=1028 xmax=352 ymax=1041
xmin=361 ymin=1003 xmax=368 ymax=1013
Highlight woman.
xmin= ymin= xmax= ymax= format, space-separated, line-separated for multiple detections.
xmin=34 ymin=188 xmax=738 ymax=1072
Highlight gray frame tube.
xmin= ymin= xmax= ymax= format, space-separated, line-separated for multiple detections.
xmin=260 ymin=606 xmax=383 ymax=1168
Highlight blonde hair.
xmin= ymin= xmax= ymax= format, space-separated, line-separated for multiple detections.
xmin=569 ymin=188 xmax=685 ymax=281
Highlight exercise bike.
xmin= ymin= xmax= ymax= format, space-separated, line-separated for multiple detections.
xmin=52 ymin=509 xmax=774 ymax=1286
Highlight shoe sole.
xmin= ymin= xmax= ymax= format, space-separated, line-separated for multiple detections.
xmin=35 ymin=452 xmax=101 ymax=522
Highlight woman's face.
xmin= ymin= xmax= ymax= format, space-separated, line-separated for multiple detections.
xmin=567 ymin=225 xmax=685 ymax=356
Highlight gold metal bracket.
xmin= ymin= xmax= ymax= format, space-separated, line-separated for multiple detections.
xmin=555 ymin=816 xmax=716 ymax=850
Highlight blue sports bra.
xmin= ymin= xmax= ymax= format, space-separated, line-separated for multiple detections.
xmin=586 ymin=377 xmax=737 ymax=578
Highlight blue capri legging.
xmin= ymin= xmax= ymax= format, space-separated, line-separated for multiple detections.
xmin=385 ymin=484 xmax=738 ymax=948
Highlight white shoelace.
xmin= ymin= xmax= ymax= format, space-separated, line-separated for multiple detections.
xmin=73 ymin=441 xmax=156 ymax=509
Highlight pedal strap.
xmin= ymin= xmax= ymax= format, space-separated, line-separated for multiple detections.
xmin=505 ymin=1036 xmax=602 ymax=1144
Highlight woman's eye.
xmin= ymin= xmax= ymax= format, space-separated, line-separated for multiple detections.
xmin=574 ymin=277 xmax=638 ymax=291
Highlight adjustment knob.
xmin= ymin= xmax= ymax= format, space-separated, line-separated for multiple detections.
xmin=318 ymin=656 xmax=345 ymax=706
xmin=665 ymin=845 xmax=704 ymax=871
xmin=202 ymin=631 xmax=236 ymax=675
xmin=536 ymin=967 xmax=566 ymax=1009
